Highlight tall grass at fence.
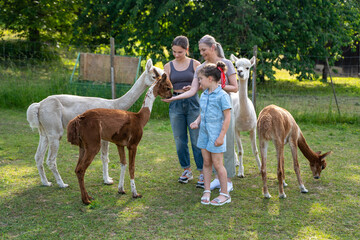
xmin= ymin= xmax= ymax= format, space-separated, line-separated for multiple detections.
xmin=0 ymin=41 xmax=359 ymax=122
xmin=0 ymin=40 xmax=170 ymax=117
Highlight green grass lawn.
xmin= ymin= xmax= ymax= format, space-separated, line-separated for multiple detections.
xmin=0 ymin=108 xmax=359 ymax=239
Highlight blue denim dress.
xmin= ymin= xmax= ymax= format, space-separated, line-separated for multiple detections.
xmin=197 ymin=86 xmax=232 ymax=153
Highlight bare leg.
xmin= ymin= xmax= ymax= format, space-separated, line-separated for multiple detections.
xmin=211 ymin=152 xmax=228 ymax=203
xmin=201 ymin=149 xmax=212 ymax=202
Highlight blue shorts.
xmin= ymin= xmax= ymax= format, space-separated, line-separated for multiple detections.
xmin=197 ymin=123 xmax=227 ymax=153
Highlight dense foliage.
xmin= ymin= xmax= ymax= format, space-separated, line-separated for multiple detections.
xmin=1 ymin=0 xmax=359 ymax=80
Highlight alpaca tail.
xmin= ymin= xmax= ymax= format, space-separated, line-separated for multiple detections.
xmin=67 ymin=116 xmax=81 ymax=146
xmin=26 ymin=103 xmax=40 ymax=130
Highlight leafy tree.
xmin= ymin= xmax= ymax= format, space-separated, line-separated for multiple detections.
xmin=0 ymin=0 xmax=81 ymax=44
xmin=251 ymin=0 xmax=360 ymax=81
xmin=74 ymin=0 xmax=359 ymax=81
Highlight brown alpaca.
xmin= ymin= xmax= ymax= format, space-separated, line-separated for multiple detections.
xmin=257 ymin=105 xmax=332 ymax=198
xmin=67 ymin=73 xmax=173 ymax=204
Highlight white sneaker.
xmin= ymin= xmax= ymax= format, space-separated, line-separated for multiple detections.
xmin=210 ymin=178 xmax=220 ymax=190
xmin=220 ymin=181 xmax=234 ymax=192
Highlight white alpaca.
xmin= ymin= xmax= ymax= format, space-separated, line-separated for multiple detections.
xmin=26 ymin=59 xmax=163 ymax=188
xmin=230 ymin=54 xmax=261 ymax=177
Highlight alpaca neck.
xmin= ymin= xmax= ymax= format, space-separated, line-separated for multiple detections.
xmin=141 ymin=85 xmax=156 ymax=112
xmin=113 ymin=71 xmax=148 ymax=109
xmin=238 ymin=78 xmax=250 ymax=108
xmin=298 ymin=132 xmax=318 ymax=163
xmin=137 ymin=85 xmax=156 ymax=127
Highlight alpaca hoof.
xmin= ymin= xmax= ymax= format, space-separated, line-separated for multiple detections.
xmin=237 ymin=172 xmax=245 ymax=178
xmin=59 ymin=183 xmax=69 ymax=188
xmin=132 ymin=194 xmax=142 ymax=198
xmin=279 ymin=193 xmax=287 ymax=198
xmin=118 ymin=190 xmax=126 ymax=195
xmin=300 ymin=187 xmax=309 ymax=193
xmin=263 ymin=193 xmax=271 ymax=199
xmin=104 ymin=179 xmax=114 ymax=185
xmin=42 ymin=181 xmax=52 ymax=187
xmin=82 ymin=199 xmax=92 ymax=205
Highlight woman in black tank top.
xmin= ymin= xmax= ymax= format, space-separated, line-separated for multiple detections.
xmin=163 ymin=36 xmax=204 ymax=188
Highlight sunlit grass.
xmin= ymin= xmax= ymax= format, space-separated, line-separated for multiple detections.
xmin=1 ymin=109 xmax=359 ymax=239
xmin=294 ymin=226 xmax=333 ymax=239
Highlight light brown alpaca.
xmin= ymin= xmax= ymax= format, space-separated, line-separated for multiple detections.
xmin=257 ymin=105 xmax=332 ymax=198
xmin=67 ymin=73 xmax=173 ymax=204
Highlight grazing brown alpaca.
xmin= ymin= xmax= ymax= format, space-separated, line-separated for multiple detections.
xmin=67 ymin=73 xmax=173 ymax=204
xmin=257 ymin=105 xmax=332 ymax=198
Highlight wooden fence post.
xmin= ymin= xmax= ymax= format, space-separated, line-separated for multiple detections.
xmin=252 ymin=45 xmax=258 ymax=111
xmin=110 ymin=37 xmax=116 ymax=99
xmin=326 ymin=57 xmax=341 ymax=116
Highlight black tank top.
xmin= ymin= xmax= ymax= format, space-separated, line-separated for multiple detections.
xmin=170 ymin=59 xmax=194 ymax=90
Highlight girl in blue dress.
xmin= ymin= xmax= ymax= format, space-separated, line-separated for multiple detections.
xmin=190 ymin=61 xmax=232 ymax=206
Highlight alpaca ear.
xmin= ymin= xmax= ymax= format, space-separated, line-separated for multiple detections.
xmin=152 ymin=68 xmax=161 ymax=78
xmin=230 ymin=54 xmax=238 ymax=63
xmin=250 ymin=56 xmax=256 ymax=67
xmin=146 ymin=59 xmax=153 ymax=72
xmin=320 ymin=151 xmax=332 ymax=159
xmin=161 ymin=73 xmax=167 ymax=80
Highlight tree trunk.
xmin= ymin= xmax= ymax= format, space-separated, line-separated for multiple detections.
xmin=29 ymin=28 xmax=40 ymax=42
xmin=28 ymin=28 xmax=41 ymax=56
xmin=322 ymin=63 xmax=329 ymax=82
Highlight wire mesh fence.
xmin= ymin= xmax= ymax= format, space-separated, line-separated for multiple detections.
xmin=1 ymin=40 xmax=359 ymax=122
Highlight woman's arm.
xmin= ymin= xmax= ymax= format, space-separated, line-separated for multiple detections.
xmin=161 ymin=76 xmax=200 ymax=103
xmin=222 ymin=73 xmax=238 ymax=93
xmin=214 ymin=109 xmax=231 ymax=147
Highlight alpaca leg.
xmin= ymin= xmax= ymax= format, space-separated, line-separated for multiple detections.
xmin=274 ymin=140 xmax=286 ymax=198
xmin=75 ymin=146 xmax=99 ymax=204
xmin=116 ymin=145 xmax=127 ymax=194
xmin=128 ymin=147 xmax=142 ymax=198
xmin=46 ymin=136 xmax=68 ymax=188
xmin=234 ymin=150 xmax=239 ymax=166
xmin=249 ymin=128 xmax=262 ymax=171
xmin=235 ymin=130 xmax=245 ymax=177
xmin=260 ymin=140 xmax=271 ymax=198
xmin=100 ymin=140 xmax=113 ymax=185
xmin=289 ymin=141 xmax=308 ymax=193
xmin=35 ymin=130 xmax=51 ymax=186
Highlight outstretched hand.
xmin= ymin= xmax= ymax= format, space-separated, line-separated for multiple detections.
xmin=161 ymin=97 xmax=174 ymax=103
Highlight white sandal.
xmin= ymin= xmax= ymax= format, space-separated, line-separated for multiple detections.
xmin=210 ymin=192 xmax=231 ymax=206
xmin=201 ymin=190 xmax=211 ymax=205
